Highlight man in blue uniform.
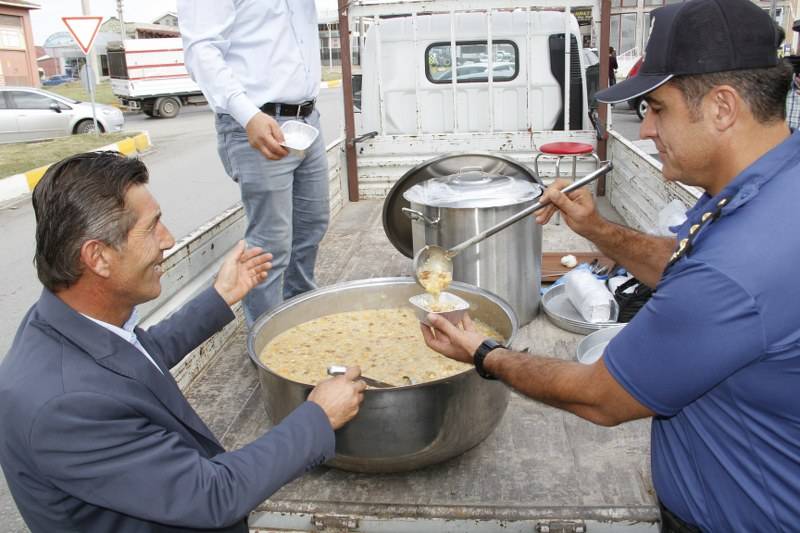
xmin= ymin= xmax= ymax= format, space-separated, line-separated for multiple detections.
xmin=422 ymin=1 xmax=799 ymax=531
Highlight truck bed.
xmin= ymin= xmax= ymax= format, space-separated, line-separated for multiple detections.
xmin=184 ymin=199 xmax=659 ymax=532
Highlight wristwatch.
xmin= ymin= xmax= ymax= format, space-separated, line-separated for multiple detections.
xmin=473 ymin=339 xmax=504 ymax=380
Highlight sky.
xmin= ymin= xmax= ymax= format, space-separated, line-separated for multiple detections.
xmin=29 ymin=0 xmax=340 ymax=46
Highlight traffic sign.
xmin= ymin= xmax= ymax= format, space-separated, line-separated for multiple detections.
xmin=62 ymin=16 xmax=103 ymax=55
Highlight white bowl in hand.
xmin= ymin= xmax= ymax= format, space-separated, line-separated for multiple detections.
xmin=280 ymin=120 xmax=319 ymax=157
xmin=409 ymin=292 xmax=470 ymax=327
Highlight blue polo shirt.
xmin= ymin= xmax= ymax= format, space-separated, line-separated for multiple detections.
xmin=605 ymin=130 xmax=800 ymax=532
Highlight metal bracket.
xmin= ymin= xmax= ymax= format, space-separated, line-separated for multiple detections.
xmin=589 ymin=108 xmax=606 ymax=141
xmin=401 ymin=207 xmax=440 ymax=226
xmin=347 ymin=130 xmax=378 ymax=147
xmin=536 ymin=521 xmax=587 ymax=533
xmin=312 ymin=514 xmax=359 ymax=531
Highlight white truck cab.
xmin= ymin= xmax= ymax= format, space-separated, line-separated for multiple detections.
xmin=360 ymin=10 xmax=591 ymax=135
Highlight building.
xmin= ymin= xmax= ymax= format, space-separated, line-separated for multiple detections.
xmin=41 ymin=14 xmax=180 ymax=80
xmin=35 ymin=44 xmax=57 ymax=79
xmin=100 ymin=16 xmax=179 ymax=40
xmin=0 ymin=0 xmax=39 ymax=87
xmin=586 ymin=0 xmax=798 ymax=76
xmin=152 ymin=12 xmax=178 ymax=28
xmin=318 ymin=9 xmax=370 ymax=68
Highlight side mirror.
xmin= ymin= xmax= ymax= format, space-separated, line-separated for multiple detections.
xmin=49 ymin=102 xmax=62 ymax=113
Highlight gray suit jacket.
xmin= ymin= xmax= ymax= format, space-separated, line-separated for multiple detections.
xmin=0 ymin=287 xmax=334 ymax=532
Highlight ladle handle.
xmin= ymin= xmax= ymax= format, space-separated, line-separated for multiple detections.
xmin=448 ymin=161 xmax=613 ymax=256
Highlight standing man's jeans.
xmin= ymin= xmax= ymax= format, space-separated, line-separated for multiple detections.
xmin=215 ymin=109 xmax=329 ymax=326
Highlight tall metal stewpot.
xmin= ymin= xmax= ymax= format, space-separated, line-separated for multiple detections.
xmin=403 ymin=168 xmax=543 ymax=324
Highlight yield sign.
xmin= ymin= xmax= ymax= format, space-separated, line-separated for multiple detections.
xmin=62 ymin=16 xmax=103 ymax=55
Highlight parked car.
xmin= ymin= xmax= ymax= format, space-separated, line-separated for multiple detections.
xmin=626 ymin=56 xmax=648 ymax=120
xmin=581 ymin=47 xmax=600 ymax=68
xmin=433 ymin=62 xmax=516 ymax=82
xmin=41 ymin=75 xmax=77 ymax=86
xmin=0 ymin=87 xmax=125 ymax=143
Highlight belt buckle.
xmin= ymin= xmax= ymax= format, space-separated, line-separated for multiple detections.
xmin=297 ymin=100 xmax=314 ymax=119
xmin=296 ymin=103 xmax=303 ymax=119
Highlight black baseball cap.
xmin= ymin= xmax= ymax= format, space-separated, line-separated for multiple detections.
xmin=596 ymin=0 xmax=782 ymax=104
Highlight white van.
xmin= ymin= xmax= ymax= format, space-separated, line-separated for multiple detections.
xmin=360 ymin=10 xmax=591 ymax=135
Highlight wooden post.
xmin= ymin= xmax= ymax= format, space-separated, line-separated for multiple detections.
xmin=338 ymin=0 xmax=360 ymax=202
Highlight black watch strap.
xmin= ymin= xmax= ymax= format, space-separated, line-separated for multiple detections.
xmin=474 ymin=339 xmax=503 ymax=380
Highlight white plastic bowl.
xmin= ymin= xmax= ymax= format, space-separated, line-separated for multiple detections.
xmin=409 ymin=292 xmax=470 ymax=327
xmin=280 ymin=120 xmax=319 ymax=157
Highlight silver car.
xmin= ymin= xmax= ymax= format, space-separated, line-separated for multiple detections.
xmin=0 ymin=86 xmax=125 ymax=144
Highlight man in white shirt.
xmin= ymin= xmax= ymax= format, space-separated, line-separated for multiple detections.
xmin=178 ymin=0 xmax=330 ymax=326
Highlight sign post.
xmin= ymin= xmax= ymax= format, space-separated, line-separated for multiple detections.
xmin=62 ymin=16 xmax=103 ymax=135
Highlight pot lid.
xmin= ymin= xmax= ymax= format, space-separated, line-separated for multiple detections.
xmin=402 ymin=167 xmax=542 ymax=209
xmin=382 ymin=153 xmax=542 ymax=258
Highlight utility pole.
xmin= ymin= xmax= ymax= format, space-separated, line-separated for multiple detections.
xmin=116 ymin=0 xmax=126 ymax=44
xmin=80 ymin=0 xmax=100 ymax=82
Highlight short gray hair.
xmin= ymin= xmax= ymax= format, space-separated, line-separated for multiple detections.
xmin=671 ymin=61 xmax=793 ymax=123
xmin=32 ymin=152 xmax=149 ymax=291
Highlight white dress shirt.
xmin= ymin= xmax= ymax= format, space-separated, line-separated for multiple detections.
xmin=178 ymin=0 xmax=322 ymax=128
xmin=81 ymin=310 xmax=164 ymax=375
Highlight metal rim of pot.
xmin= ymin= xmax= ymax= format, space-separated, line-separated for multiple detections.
xmin=382 ymin=152 xmax=542 ymax=258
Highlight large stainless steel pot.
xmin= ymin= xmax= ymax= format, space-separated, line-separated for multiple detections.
xmin=247 ymin=277 xmax=517 ymax=473
xmin=403 ymin=168 xmax=543 ymax=324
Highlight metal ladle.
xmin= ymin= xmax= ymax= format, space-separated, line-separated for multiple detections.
xmin=413 ymin=162 xmax=613 ymax=287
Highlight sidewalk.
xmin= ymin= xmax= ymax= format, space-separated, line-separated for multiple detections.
xmin=320 ymin=79 xmax=342 ymax=89
xmin=0 ymin=132 xmax=152 ymax=205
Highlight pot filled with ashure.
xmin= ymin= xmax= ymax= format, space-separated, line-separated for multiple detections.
xmin=247 ymin=277 xmax=518 ymax=473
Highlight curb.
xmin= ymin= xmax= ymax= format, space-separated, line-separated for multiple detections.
xmin=320 ymin=79 xmax=342 ymax=89
xmin=0 ymin=132 xmax=152 ymax=205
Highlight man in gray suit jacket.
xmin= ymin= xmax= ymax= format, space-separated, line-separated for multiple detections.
xmin=0 ymin=152 xmax=366 ymax=532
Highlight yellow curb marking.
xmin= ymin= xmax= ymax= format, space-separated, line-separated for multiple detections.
xmin=133 ymin=133 xmax=151 ymax=152
xmin=5 ymin=133 xmax=151 ymax=191
xmin=25 ymin=165 xmax=51 ymax=191
xmin=116 ymin=138 xmax=137 ymax=156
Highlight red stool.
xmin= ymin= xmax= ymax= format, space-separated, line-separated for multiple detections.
xmin=533 ymin=142 xmax=601 ymax=224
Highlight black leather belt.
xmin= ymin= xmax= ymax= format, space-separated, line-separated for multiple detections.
xmin=260 ymin=100 xmax=315 ymax=118
xmin=659 ymin=501 xmax=701 ymax=533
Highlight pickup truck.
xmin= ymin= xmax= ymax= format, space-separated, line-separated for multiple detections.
xmin=0 ymin=1 xmax=704 ymax=531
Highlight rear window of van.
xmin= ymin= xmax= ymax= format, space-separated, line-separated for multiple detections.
xmin=426 ymin=40 xmax=519 ymax=84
